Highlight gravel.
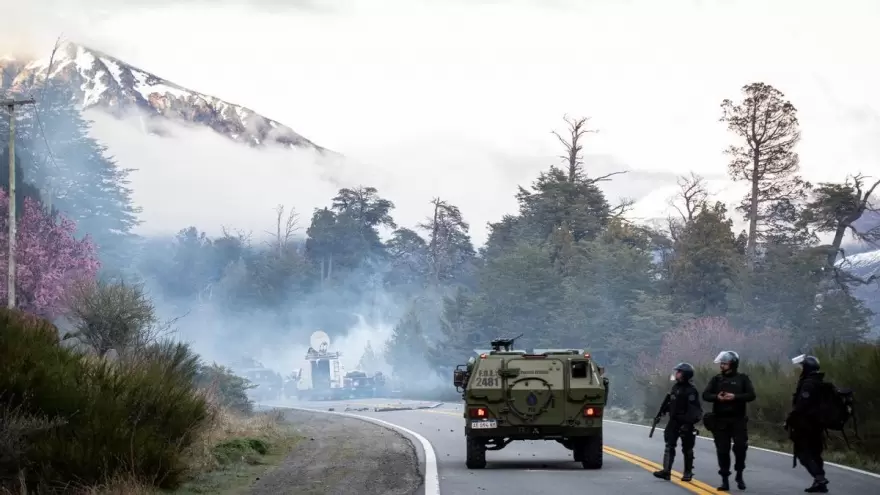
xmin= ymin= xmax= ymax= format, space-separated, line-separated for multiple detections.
xmin=249 ymin=408 xmax=422 ymax=495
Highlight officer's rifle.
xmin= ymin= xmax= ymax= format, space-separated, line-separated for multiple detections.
xmin=648 ymin=393 xmax=672 ymax=438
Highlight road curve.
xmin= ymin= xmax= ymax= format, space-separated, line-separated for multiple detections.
xmin=262 ymin=398 xmax=880 ymax=495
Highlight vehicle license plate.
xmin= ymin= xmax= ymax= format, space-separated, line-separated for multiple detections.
xmin=471 ymin=420 xmax=497 ymax=429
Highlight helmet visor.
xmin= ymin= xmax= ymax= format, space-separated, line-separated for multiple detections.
xmin=714 ymin=351 xmax=732 ymax=364
xmin=791 ymin=354 xmax=806 ymax=365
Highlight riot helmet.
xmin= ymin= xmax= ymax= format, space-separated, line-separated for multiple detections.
xmin=791 ymin=354 xmax=820 ymax=374
xmin=713 ymin=350 xmax=740 ymax=371
xmin=671 ymin=362 xmax=695 ymax=382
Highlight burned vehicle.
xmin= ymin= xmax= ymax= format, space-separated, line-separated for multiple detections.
xmin=342 ymin=370 xmax=387 ymax=398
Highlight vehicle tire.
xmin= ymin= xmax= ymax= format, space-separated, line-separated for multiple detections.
xmin=580 ymin=433 xmax=603 ymax=469
xmin=465 ymin=436 xmax=487 ymax=469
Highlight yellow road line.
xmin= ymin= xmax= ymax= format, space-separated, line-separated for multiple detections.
xmin=604 ymin=446 xmax=720 ymax=494
xmin=415 ymin=409 xmax=720 ymax=493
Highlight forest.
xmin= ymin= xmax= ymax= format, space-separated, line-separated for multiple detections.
xmin=1 ymin=80 xmax=880 ymax=489
xmin=3 ymin=81 xmax=880 ymax=389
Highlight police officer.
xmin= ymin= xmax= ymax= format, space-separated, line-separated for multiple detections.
xmin=786 ymin=354 xmax=829 ymax=493
xmin=702 ymin=350 xmax=756 ymax=491
xmin=653 ymin=362 xmax=702 ymax=483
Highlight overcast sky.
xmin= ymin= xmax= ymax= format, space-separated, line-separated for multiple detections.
xmin=5 ymin=0 xmax=880 ymax=243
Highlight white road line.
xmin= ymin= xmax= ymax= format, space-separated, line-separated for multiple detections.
xmin=603 ymin=419 xmax=880 ymax=479
xmin=261 ymin=404 xmax=441 ymax=495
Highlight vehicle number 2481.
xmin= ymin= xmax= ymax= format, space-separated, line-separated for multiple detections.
xmin=474 ymin=370 xmax=500 ymax=387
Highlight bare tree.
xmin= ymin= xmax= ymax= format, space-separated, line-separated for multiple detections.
xmin=551 ymin=114 xmax=632 ymax=219
xmin=721 ymin=82 xmax=808 ymax=263
xmin=552 ymin=114 xmax=626 ymax=185
xmin=666 ymin=172 xmax=709 ymax=240
xmin=264 ymin=204 xmax=299 ymax=256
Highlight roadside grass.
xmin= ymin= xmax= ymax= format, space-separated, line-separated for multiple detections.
xmin=69 ymin=409 xmax=301 ymax=495
xmin=165 ymin=408 xmax=302 ymax=495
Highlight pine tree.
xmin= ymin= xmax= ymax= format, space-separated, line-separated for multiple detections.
xmin=1 ymin=82 xmax=141 ymax=274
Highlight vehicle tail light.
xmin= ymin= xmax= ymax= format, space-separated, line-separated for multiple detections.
xmin=469 ymin=407 xmax=488 ymax=418
xmin=584 ymin=406 xmax=603 ymax=417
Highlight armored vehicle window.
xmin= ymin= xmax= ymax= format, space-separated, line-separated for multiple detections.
xmin=571 ymin=361 xmax=588 ymax=378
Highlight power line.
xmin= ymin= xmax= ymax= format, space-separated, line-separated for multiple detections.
xmin=31 ymin=36 xmax=64 ymax=203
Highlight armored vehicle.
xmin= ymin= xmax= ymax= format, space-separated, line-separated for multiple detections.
xmin=452 ymin=336 xmax=610 ymax=470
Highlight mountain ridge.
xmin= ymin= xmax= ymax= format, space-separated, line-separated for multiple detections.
xmin=1 ymin=41 xmax=332 ymax=155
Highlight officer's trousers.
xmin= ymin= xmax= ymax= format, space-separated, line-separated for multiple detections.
xmin=663 ymin=419 xmax=696 ymax=471
xmin=711 ymin=417 xmax=748 ymax=476
xmin=793 ymin=429 xmax=826 ymax=480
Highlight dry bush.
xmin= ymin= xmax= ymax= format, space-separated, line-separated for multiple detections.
xmin=79 ymin=475 xmax=155 ymax=495
xmin=61 ymin=279 xmax=183 ymax=361
xmin=182 ymin=387 xmax=285 ymax=474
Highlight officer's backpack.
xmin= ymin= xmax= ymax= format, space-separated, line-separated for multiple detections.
xmin=816 ymin=381 xmax=858 ymax=444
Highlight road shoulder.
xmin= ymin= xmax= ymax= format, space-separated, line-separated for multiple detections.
xmin=248 ymin=408 xmax=422 ymax=495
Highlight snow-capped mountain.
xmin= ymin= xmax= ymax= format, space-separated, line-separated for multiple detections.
xmin=0 ymin=42 xmax=327 ymax=153
xmin=843 ymin=249 xmax=880 ymax=276
xmin=841 ymin=248 xmax=880 ymax=334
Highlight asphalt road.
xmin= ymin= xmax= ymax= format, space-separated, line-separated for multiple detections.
xmin=261 ymin=398 xmax=880 ymax=495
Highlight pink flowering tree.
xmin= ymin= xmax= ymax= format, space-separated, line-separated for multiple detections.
xmin=0 ymin=190 xmax=100 ymax=319
xmin=637 ymin=316 xmax=792 ymax=382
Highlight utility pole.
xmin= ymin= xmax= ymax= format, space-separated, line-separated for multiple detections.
xmin=2 ymin=97 xmax=36 ymax=309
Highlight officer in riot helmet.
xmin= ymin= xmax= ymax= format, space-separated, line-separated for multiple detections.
xmin=786 ymin=354 xmax=829 ymax=493
xmin=702 ymin=350 xmax=756 ymax=491
xmin=652 ymin=362 xmax=702 ymax=483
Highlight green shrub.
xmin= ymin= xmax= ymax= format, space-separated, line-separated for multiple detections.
xmin=195 ymin=364 xmax=256 ymax=415
xmin=0 ymin=309 xmax=212 ymax=491
xmin=640 ymin=341 xmax=880 ymax=462
xmin=211 ymin=438 xmax=269 ymax=466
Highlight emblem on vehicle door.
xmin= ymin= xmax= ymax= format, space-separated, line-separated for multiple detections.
xmin=526 ymin=392 xmax=538 ymax=406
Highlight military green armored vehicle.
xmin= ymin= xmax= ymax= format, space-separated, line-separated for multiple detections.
xmin=452 ymin=336 xmax=610 ymax=470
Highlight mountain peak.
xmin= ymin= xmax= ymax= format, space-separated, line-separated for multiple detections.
xmin=1 ymin=41 xmax=329 ymax=154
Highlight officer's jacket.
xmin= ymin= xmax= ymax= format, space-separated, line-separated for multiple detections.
xmin=669 ymin=381 xmax=702 ymax=425
xmin=788 ymin=371 xmax=824 ymax=426
xmin=702 ymin=371 xmax=756 ymax=418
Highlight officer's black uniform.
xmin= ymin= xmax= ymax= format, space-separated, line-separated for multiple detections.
xmin=702 ymin=351 xmax=756 ymax=491
xmin=653 ymin=362 xmax=702 ymax=483
xmin=787 ymin=355 xmax=829 ymax=493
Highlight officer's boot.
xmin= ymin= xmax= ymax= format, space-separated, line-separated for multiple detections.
xmin=735 ymin=470 xmax=746 ymax=490
xmin=804 ymin=478 xmax=829 ymax=493
xmin=681 ymin=450 xmax=694 ymax=482
xmin=717 ymin=472 xmax=730 ymax=491
xmin=803 ymin=460 xmax=828 ymax=493
xmin=652 ymin=448 xmax=674 ymax=480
